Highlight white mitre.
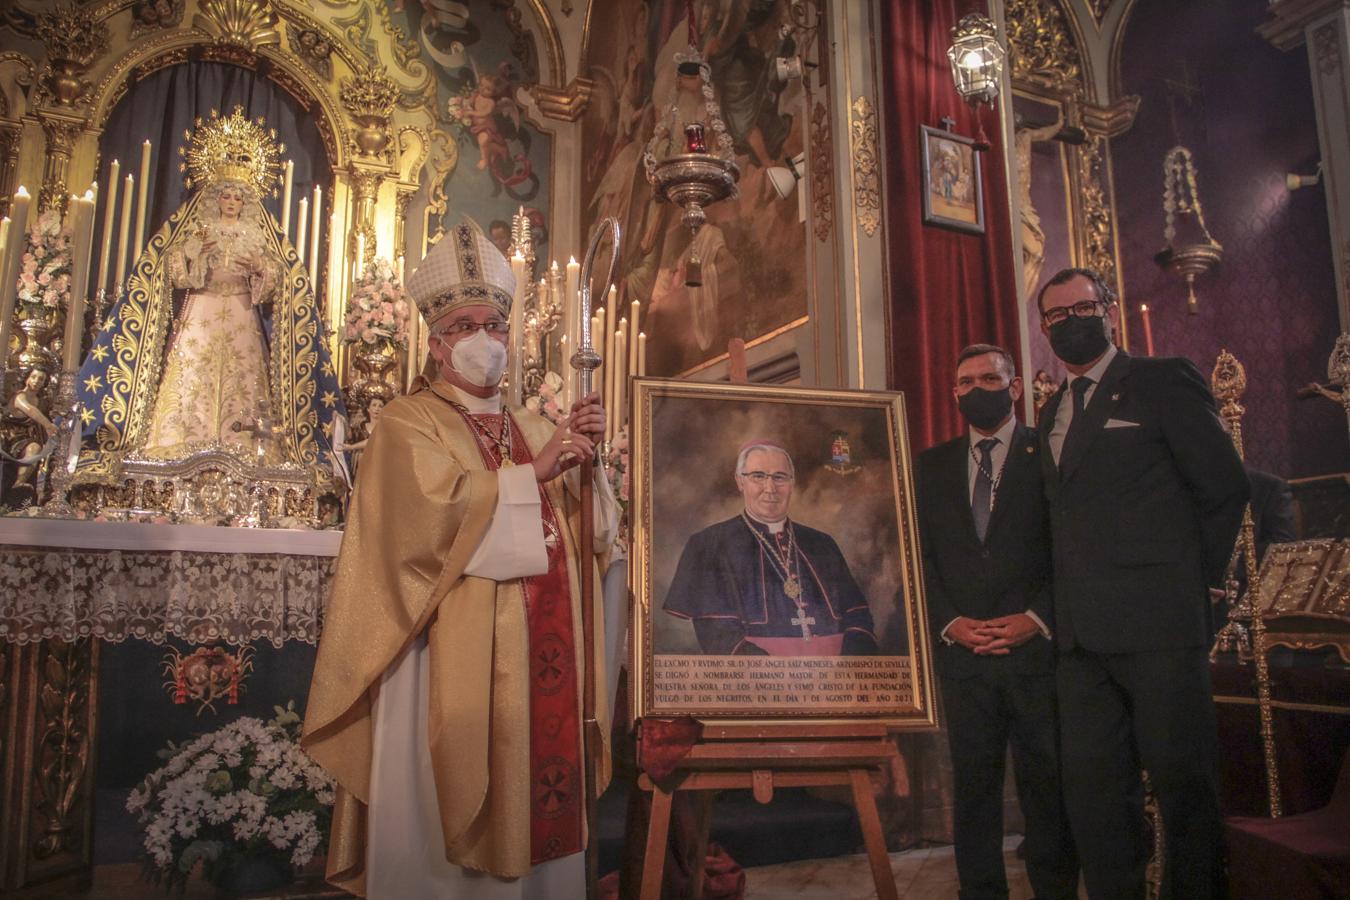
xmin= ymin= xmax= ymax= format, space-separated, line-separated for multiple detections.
xmin=405 ymin=217 xmax=516 ymax=328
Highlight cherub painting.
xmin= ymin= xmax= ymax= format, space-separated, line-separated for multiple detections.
xmin=446 ymin=65 xmax=539 ymax=201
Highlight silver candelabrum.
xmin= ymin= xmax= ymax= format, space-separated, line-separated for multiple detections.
xmin=510 ymin=209 xmax=566 ymax=400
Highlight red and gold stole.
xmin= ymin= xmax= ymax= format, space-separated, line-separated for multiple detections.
xmin=451 ymin=404 xmax=584 ymax=865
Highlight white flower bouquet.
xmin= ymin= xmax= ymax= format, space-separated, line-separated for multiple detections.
xmin=16 ymin=208 xmax=72 ymax=312
xmin=126 ymin=702 xmax=335 ymax=891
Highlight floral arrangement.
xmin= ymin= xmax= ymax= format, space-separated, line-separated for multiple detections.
xmin=343 ymin=257 xmax=410 ymax=348
xmin=16 ymin=208 xmax=72 ymax=312
xmin=126 ymin=702 xmax=335 ymax=891
xmin=526 ymin=371 xmax=630 ymax=513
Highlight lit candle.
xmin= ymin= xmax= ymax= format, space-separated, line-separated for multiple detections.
xmin=629 ymin=299 xmax=641 ymax=377
xmin=63 ymin=190 xmax=97 ymax=371
xmin=638 ymin=331 xmax=647 ymax=377
xmin=280 ymin=160 xmax=294 ymax=237
xmin=614 ymin=326 xmax=627 ymax=433
xmin=133 ymin=140 xmax=151 ymax=261
xmin=508 ymin=251 xmax=527 ymax=406
xmin=95 ymin=159 xmax=119 ymax=296
xmin=295 ymin=197 xmax=309 ymax=264
xmin=0 ymin=217 xmax=8 ymax=272
xmin=308 ymin=186 xmax=323 ymax=287
xmin=1139 ymin=303 xmax=1155 ymax=357
xmin=0 ymin=186 xmax=31 ymax=366
xmin=114 ymin=174 xmax=134 ymax=294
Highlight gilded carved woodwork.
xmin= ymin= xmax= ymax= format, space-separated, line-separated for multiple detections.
xmin=287 ymin=22 xmax=334 ymax=80
xmin=1313 ymin=22 xmax=1341 ymax=76
xmin=340 ymin=62 xmax=400 ymax=160
xmin=850 ymin=96 xmax=880 ymax=238
xmin=529 ymin=77 xmax=595 ymax=122
xmin=194 ymin=0 xmax=282 ymax=49
xmin=1005 ymin=0 xmax=1085 ymax=96
xmin=1078 ymin=133 xmax=1117 ymax=287
xmin=37 ymin=113 xmax=83 ymax=214
xmin=1088 ymin=0 xmax=1115 ymax=25
xmin=0 ymin=639 xmax=98 ymax=891
xmin=34 ymin=4 xmax=107 ymax=109
xmin=32 ymin=640 xmax=95 ymax=860
xmin=809 ymin=100 xmax=834 ymax=242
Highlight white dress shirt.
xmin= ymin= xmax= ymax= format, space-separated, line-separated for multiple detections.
xmin=1048 ymin=343 xmax=1117 ymax=465
xmin=940 ymin=412 xmax=1051 ymax=643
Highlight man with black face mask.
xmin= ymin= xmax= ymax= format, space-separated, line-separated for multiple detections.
xmin=916 ymin=344 xmax=1078 ymax=900
xmin=1036 ymin=267 xmax=1248 ymax=900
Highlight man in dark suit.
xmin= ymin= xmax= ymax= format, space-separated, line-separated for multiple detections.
xmin=917 ymin=344 xmax=1078 ymax=900
xmin=1036 ymin=268 xmax=1249 ymax=899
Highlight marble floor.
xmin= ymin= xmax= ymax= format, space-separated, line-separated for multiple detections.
xmin=743 ymin=836 xmax=1084 ymax=899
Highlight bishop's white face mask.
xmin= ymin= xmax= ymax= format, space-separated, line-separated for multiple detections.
xmin=448 ymin=329 xmax=509 ymax=387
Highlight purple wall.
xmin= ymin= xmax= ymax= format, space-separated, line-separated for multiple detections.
xmin=1113 ymin=0 xmax=1348 ymax=478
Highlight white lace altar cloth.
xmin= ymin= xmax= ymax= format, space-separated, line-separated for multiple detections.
xmin=0 ymin=519 xmax=340 ymax=647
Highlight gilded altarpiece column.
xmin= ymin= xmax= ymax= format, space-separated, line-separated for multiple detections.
xmin=999 ymin=0 xmax=1134 ymax=417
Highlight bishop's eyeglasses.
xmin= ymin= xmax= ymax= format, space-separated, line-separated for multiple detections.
xmin=440 ymin=319 xmax=511 ymax=337
xmin=740 ymin=471 xmax=794 ymax=486
xmin=1041 ymin=299 xmax=1109 ymax=326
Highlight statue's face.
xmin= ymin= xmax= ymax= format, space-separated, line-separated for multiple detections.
xmin=217 ymin=187 xmax=245 ymax=218
xmin=24 ymin=369 xmax=47 ymax=391
xmin=368 ymin=397 xmax=385 ymax=421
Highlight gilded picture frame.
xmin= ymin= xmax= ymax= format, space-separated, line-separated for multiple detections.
xmin=920 ymin=123 xmax=985 ymax=235
xmin=629 ymin=378 xmax=938 ymax=728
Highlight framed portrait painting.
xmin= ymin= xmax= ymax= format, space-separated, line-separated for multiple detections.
xmin=920 ymin=123 xmax=985 ymax=234
xmin=629 ymin=379 xmax=938 ymax=729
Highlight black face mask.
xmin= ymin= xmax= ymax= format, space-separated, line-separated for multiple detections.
xmin=1048 ymin=315 xmax=1110 ymax=366
xmin=958 ymin=386 xmax=1013 ymax=432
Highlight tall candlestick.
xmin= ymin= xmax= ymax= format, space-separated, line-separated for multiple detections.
xmin=280 ymin=160 xmax=294 ymax=237
xmin=355 ymin=232 xmax=365 ymax=280
xmin=96 ymin=159 xmax=120 ymax=296
xmin=309 ymin=186 xmax=323 ymax=287
xmin=64 ymin=191 xmax=96 ymax=371
xmin=638 ymin=331 xmax=647 ymax=377
xmin=558 ymin=334 xmax=570 ymax=409
xmin=628 ymin=299 xmax=641 ymax=377
xmin=295 ymin=197 xmax=309 ymax=265
xmin=508 ymin=251 xmax=527 ymax=407
xmin=0 ymin=186 xmax=31 ymax=368
xmin=593 ymin=307 xmax=605 ymax=408
xmin=114 ymin=174 xmax=134 ymax=294
xmin=1139 ymin=304 xmax=1155 ymax=357
xmin=133 ymin=140 xmax=151 ymax=261
xmin=614 ymin=326 xmax=627 ymax=433
xmin=0 ymin=218 xmax=9 ymax=274
xmin=604 ymin=323 xmax=617 ymax=442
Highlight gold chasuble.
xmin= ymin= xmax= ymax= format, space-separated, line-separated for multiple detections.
xmin=302 ymin=379 xmax=611 ymax=894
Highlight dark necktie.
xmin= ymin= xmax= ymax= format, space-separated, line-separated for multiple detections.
xmin=972 ymin=437 xmax=999 ymax=541
xmin=1060 ymin=376 xmax=1095 ymax=464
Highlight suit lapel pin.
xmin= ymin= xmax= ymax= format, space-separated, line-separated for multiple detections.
xmin=1111 ymin=393 xmax=1120 ymax=401
xmin=1025 ymin=446 xmax=1035 ymax=454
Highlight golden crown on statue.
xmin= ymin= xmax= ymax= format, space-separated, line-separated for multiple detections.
xmin=178 ymin=106 xmax=285 ymax=197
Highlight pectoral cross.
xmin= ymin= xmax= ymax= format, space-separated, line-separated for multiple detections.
xmin=791 ymin=610 xmax=815 ymax=639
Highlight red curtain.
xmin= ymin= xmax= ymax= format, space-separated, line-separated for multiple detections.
xmin=879 ymin=1 xmax=1021 ymax=451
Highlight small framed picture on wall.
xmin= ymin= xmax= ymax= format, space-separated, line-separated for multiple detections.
xmin=920 ymin=123 xmax=985 ymax=234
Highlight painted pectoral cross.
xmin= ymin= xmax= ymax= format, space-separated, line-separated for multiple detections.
xmin=791 ymin=609 xmax=815 ymax=639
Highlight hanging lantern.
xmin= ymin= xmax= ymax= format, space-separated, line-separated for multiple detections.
xmin=947 ymin=13 xmax=1005 ymax=108
xmin=642 ymin=47 xmax=739 ymax=288
xmin=1154 ymin=146 xmax=1223 ymax=314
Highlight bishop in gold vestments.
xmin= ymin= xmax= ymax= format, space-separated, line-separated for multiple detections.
xmin=303 ymin=219 xmax=617 ymax=899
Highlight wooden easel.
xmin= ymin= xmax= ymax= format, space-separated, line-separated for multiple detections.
xmin=636 ymin=723 xmax=901 ymax=900
xmin=634 ymin=340 xmax=901 ymax=900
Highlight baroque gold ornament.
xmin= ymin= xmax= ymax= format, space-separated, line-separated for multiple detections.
xmin=340 ymin=63 xmax=401 ymax=157
xmin=193 ymin=0 xmax=281 ymax=49
xmin=36 ymin=3 xmax=108 ymax=107
xmin=178 ymin=106 xmax=285 ymax=197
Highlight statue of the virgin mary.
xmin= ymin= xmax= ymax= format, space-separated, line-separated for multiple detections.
xmin=73 ymin=109 xmax=345 ymax=511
